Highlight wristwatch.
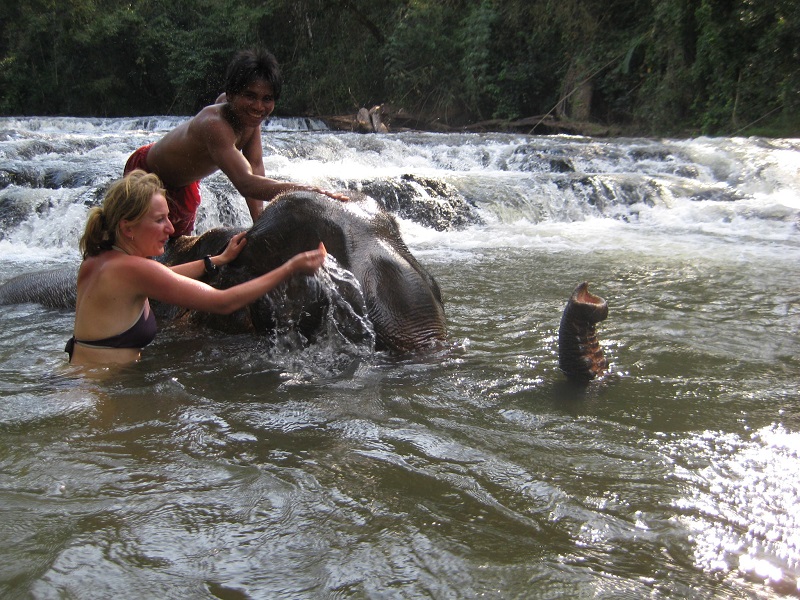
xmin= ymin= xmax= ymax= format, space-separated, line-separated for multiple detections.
xmin=203 ymin=255 xmax=218 ymax=275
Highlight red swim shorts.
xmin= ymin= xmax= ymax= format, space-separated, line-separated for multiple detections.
xmin=124 ymin=144 xmax=202 ymax=237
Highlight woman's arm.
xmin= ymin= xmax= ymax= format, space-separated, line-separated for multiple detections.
xmin=132 ymin=242 xmax=326 ymax=314
xmin=170 ymin=232 xmax=248 ymax=279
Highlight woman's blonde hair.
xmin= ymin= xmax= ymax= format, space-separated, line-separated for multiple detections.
xmin=79 ymin=170 xmax=165 ymax=257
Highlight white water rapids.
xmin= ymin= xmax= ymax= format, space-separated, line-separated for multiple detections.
xmin=0 ymin=117 xmax=798 ymax=598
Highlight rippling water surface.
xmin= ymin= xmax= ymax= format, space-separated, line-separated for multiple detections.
xmin=0 ymin=118 xmax=798 ymax=598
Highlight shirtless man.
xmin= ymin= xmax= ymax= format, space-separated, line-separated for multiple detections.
xmin=124 ymin=48 xmax=346 ymax=237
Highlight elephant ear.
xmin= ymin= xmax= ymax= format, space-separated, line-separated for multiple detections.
xmin=241 ymin=193 xmax=350 ymax=274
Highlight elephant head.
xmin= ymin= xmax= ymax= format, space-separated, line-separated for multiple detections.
xmin=164 ymin=191 xmax=449 ymax=354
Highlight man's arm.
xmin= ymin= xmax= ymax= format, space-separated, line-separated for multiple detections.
xmin=203 ymin=117 xmax=298 ymax=201
xmin=241 ymin=127 xmax=267 ymax=222
xmin=203 ymin=113 xmax=350 ymax=221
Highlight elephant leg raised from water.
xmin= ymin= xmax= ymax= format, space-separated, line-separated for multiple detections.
xmin=558 ymin=282 xmax=609 ymax=383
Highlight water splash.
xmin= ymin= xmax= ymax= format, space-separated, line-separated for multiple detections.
xmin=265 ymin=255 xmax=376 ymax=379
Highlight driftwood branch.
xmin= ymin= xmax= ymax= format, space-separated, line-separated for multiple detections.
xmin=321 ymin=105 xmax=620 ymax=136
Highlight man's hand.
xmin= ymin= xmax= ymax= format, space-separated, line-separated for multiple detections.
xmin=322 ymin=189 xmax=351 ymax=202
xmin=302 ymin=185 xmax=350 ymax=202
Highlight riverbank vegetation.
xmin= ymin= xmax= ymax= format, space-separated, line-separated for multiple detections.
xmin=1 ymin=0 xmax=797 ymax=136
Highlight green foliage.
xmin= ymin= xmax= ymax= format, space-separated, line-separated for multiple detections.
xmin=150 ymin=0 xmax=276 ymax=111
xmin=383 ymin=2 xmax=467 ymax=123
xmin=456 ymin=1 xmax=500 ymax=120
xmin=266 ymin=0 xmax=390 ymax=116
xmin=0 ymin=0 xmax=796 ymax=135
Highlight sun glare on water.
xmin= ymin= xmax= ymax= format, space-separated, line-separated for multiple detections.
xmin=676 ymin=424 xmax=800 ymax=595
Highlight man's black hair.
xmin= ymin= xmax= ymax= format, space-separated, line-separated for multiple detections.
xmin=224 ymin=48 xmax=282 ymax=100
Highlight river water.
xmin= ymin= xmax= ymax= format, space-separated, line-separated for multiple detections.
xmin=0 ymin=116 xmax=798 ymax=599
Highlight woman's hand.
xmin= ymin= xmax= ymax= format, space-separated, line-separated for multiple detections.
xmin=286 ymin=242 xmax=327 ymax=275
xmin=217 ymin=231 xmax=248 ymax=265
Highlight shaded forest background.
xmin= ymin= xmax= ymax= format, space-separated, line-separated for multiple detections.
xmin=1 ymin=0 xmax=797 ymax=136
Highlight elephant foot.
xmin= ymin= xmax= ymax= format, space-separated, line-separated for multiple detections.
xmin=558 ymin=282 xmax=608 ymax=383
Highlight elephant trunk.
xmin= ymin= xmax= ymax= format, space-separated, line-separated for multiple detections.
xmin=370 ymin=302 xmax=448 ymax=353
xmin=558 ymin=282 xmax=608 ymax=383
xmin=361 ymin=253 xmax=448 ymax=353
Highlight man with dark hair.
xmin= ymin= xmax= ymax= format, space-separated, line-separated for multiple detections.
xmin=222 ymin=47 xmax=282 ymax=101
xmin=124 ymin=48 xmax=345 ymax=237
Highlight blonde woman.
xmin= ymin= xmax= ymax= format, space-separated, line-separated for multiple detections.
xmin=67 ymin=169 xmax=325 ymax=366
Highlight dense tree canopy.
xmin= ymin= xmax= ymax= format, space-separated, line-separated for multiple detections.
xmin=1 ymin=0 xmax=797 ymax=135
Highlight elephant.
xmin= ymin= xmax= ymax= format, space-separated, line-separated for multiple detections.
xmin=0 ymin=191 xmax=608 ymax=381
xmin=0 ymin=265 xmax=78 ymax=309
xmin=0 ymin=191 xmax=449 ymax=354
